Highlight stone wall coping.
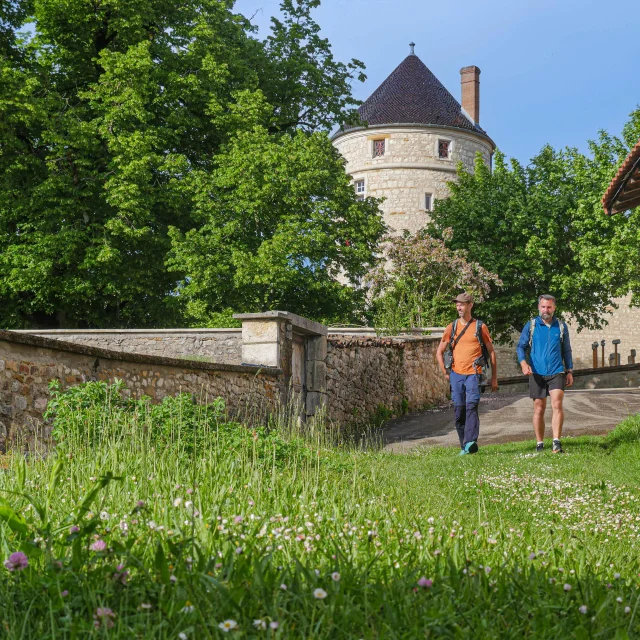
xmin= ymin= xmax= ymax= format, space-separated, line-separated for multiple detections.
xmin=0 ymin=330 xmax=281 ymax=376
xmin=497 ymin=362 xmax=640 ymax=386
xmin=346 ymin=162 xmax=458 ymax=175
xmin=328 ymin=335 xmax=440 ymax=347
xmin=233 ymin=311 xmax=327 ymax=336
xmin=328 ymin=327 xmax=445 ymax=337
xmin=15 ymin=328 xmax=242 ymax=335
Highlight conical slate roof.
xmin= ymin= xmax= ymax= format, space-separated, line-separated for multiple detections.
xmin=343 ymin=54 xmax=488 ymax=136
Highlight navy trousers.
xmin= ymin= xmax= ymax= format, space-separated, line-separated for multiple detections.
xmin=449 ymin=371 xmax=481 ymax=448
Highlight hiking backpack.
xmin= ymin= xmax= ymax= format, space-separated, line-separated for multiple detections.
xmin=447 ymin=319 xmax=492 ymax=373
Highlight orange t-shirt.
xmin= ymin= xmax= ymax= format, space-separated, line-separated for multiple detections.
xmin=441 ymin=320 xmax=492 ymax=375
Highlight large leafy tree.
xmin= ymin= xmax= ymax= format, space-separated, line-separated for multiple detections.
xmin=428 ymin=110 xmax=640 ymax=342
xmin=0 ymin=0 xmax=380 ymax=328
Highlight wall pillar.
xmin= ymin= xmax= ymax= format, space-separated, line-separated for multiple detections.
xmin=233 ymin=311 xmax=327 ymax=418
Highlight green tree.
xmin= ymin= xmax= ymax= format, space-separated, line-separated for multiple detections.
xmin=0 ymin=0 xmax=379 ymax=328
xmin=367 ymin=231 xmax=502 ymax=334
xmin=428 ymin=111 xmax=640 ymax=342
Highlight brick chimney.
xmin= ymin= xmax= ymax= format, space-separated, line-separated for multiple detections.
xmin=460 ymin=66 xmax=481 ymax=125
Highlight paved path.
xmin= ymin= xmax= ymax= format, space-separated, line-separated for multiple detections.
xmin=383 ymin=388 xmax=640 ymax=452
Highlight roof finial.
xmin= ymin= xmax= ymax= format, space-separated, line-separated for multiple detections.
xmin=409 ymin=42 xmax=415 ymax=55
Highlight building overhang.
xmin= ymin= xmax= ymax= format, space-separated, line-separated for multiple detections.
xmin=331 ymin=122 xmax=496 ymax=151
xmin=603 ymin=139 xmax=640 ymax=215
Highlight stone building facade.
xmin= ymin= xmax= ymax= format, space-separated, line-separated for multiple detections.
xmin=332 ymin=50 xmax=495 ymax=235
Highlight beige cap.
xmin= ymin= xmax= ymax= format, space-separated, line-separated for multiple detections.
xmin=451 ymin=293 xmax=474 ymax=303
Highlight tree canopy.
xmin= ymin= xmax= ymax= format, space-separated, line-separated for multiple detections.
xmin=428 ymin=109 xmax=640 ymax=342
xmin=0 ymin=0 xmax=384 ymax=328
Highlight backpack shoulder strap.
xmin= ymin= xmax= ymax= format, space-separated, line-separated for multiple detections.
xmin=449 ymin=320 xmax=458 ymax=348
xmin=475 ymin=319 xmax=484 ymax=346
xmin=559 ymin=318 xmax=566 ymax=343
xmin=528 ymin=318 xmax=536 ymax=348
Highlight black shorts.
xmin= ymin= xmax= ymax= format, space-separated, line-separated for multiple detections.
xmin=529 ymin=373 xmax=565 ymax=399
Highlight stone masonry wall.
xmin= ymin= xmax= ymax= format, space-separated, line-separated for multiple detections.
xmin=333 ymin=126 xmax=493 ymax=235
xmin=19 ymin=329 xmax=242 ymax=364
xmin=326 ymin=335 xmax=449 ymax=427
xmin=0 ymin=331 xmax=281 ymax=453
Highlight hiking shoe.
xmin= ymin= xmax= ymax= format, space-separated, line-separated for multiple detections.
xmin=536 ymin=442 xmax=544 ymax=453
xmin=459 ymin=448 xmax=469 ymax=456
xmin=463 ymin=441 xmax=479 ymax=454
xmin=552 ymin=440 xmax=564 ymax=454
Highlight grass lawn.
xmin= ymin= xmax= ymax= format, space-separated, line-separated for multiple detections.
xmin=1 ymin=382 xmax=639 ymax=638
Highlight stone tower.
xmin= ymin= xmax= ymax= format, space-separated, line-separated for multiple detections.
xmin=332 ymin=47 xmax=495 ymax=235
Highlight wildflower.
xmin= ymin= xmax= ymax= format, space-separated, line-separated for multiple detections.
xmin=179 ymin=634 xmax=188 ymax=640
xmin=417 ymin=577 xmax=433 ymax=588
xmin=270 ymin=621 xmax=279 ymax=630
xmin=136 ymin=500 xmax=145 ymax=508
xmin=331 ymin=572 xmax=341 ymax=582
xmin=314 ymin=569 xmax=320 ymax=576
xmin=185 ymin=501 xmax=193 ymax=510
xmin=113 ymin=564 xmax=129 ymax=584
xmin=235 ymin=547 xmax=243 ymax=555
xmin=614 ymin=572 xmax=621 ymax=580
xmin=218 ymin=620 xmax=238 ymax=632
xmin=4 ymin=551 xmax=29 ymax=572
xmin=170 ymin=575 xmax=177 ymax=583
xmin=147 ymin=521 xmax=157 ymax=530
xmin=69 ymin=525 xmax=80 ymax=534
xmin=253 ymin=620 xmax=267 ymax=630
xmin=139 ymin=603 xmax=152 ymax=610
xmin=280 ymin=583 xmax=287 ymax=590
xmin=563 ymin=584 xmax=572 ymax=592
xmin=93 ymin=607 xmax=116 ymax=629
xmin=90 ymin=540 xmax=107 ymax=552
xmin=173 ymin=498 xmax=182 ymax=508
xmin=187 ymin=488 xmax=194 ymax=495
xmin=313 ymin=588 xmax=328 ymax=600
xmin=61 ymin=590 xmax=69 ymax=597
xmin=529 ymin=552 xmax=536 ymax=560
xmin=180 ymin=602 xmax=195 ymax=613
xmin=433 ymin=549 xmax=441 ymax=556
xmin=485 ymin=567 xmax=492 ymax=574
xmin=100 ymin=511 xmax=109 ymax=521
xmin=625 ymin=606 xmax=631 ymax=614
xmin=579 ymin=605 xmax=588 ymax=614
xmin=215 ymin=563 xmax=223 ymax=570
xmin=617 ymin=597 xmax=623 ymax=603
xmin=234 ymin=516 xmax=243 ymax=524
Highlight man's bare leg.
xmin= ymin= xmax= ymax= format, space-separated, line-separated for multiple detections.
xmin=549 ymin=389 xmax=565 ymax=440
xmin=533 ymin=398 xmax=547 ymax=442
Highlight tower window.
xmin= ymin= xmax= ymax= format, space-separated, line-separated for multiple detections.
xmin=355 ymin=179 xmax=365 ymax=200
xmin=373 ymin=139 xmax=385 ymax=158
xmin=425 ymin=193 xmax=433 ymax=212
xmin=438 ymin=139 xmax=451 ymax=159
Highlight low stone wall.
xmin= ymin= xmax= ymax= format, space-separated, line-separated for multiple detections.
xmin=326 ymin=335 xmax=449 ymax=426
xmin=497 ymin=363 xmax=640 ymax=395
xmin=17 ymin=329 xmax=243 ymax=364
xmin=0 ymin=331 xmax=282 ymax=452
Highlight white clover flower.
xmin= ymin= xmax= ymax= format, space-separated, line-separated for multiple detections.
xmin=280 ymin=583 xmax=287 ymax=591
xmin=331 ymin=572 xmax=340 ymax=582
xmin=563 ymin=584 xmax=572 ymax=592
xmin=218 ymin=620 xmax=238 ymax=632
xmin=625 ymin=606 xmax=631 ymax=614
xmin=179 ymin=634 xmax=188 ymax=640
xmin=253 ymin=619 xmax=266 ymax=630
xmin=147 ymin=521 xmax=157 ymax=530
xmin=185 ymin=501 xmax=193 ymax=510
xmin=100 ymin=511 xmax=109 ymax=521
xmin=614 ymin=573 xmax=621 ymax=580
xmin=617 ymin=597 xmax=623 ymax=603
xmin=173 ymin=498 xmax=182 ymax=507
xmin=579 ymin=605 xmax=588 ymax=614
xmin=270 ymin=621 xmax=279 ymax=630
xmin=313 ymin=588 xmax=327 ymax=600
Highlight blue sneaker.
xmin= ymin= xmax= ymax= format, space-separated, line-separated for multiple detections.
xmin=459 ymin=448 xmax=469 ymax=456
xmin=463 ymin=441 xmax=478 ymax=454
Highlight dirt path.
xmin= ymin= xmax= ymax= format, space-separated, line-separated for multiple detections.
xmin=383 ymin=388 xmax=640 ymax=452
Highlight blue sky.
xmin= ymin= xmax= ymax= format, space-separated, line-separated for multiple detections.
xmin=235 ymin=0 xmax=640 ymax=163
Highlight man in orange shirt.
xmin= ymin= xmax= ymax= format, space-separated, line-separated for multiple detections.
xmin=436 ymin=293 xmax=498 ymax=455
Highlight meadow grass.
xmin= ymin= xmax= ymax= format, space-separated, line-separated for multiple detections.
xmin=1 ymin=382 xmax=640 ymax=639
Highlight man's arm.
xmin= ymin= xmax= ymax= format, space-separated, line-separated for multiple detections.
xmin=485 ymin=340 xmax=499 ymax=392
xmin=516 ymin=322 xmax=532 ymax=375
xmin=436 ymin=339 xmax=449 ymax=380
xmin=562 ymin=323 xmax=574 ymax=387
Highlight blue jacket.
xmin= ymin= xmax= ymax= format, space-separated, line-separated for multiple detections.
xmin=516 ymin=316 xmax=573 ymax=376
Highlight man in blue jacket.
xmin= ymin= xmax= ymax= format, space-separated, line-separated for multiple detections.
xmin=516 ymin=295 xmax=574 ymax=453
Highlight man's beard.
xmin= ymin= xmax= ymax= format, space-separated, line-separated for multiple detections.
xmin=541 ymin=312 xmax=553 ymax=320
